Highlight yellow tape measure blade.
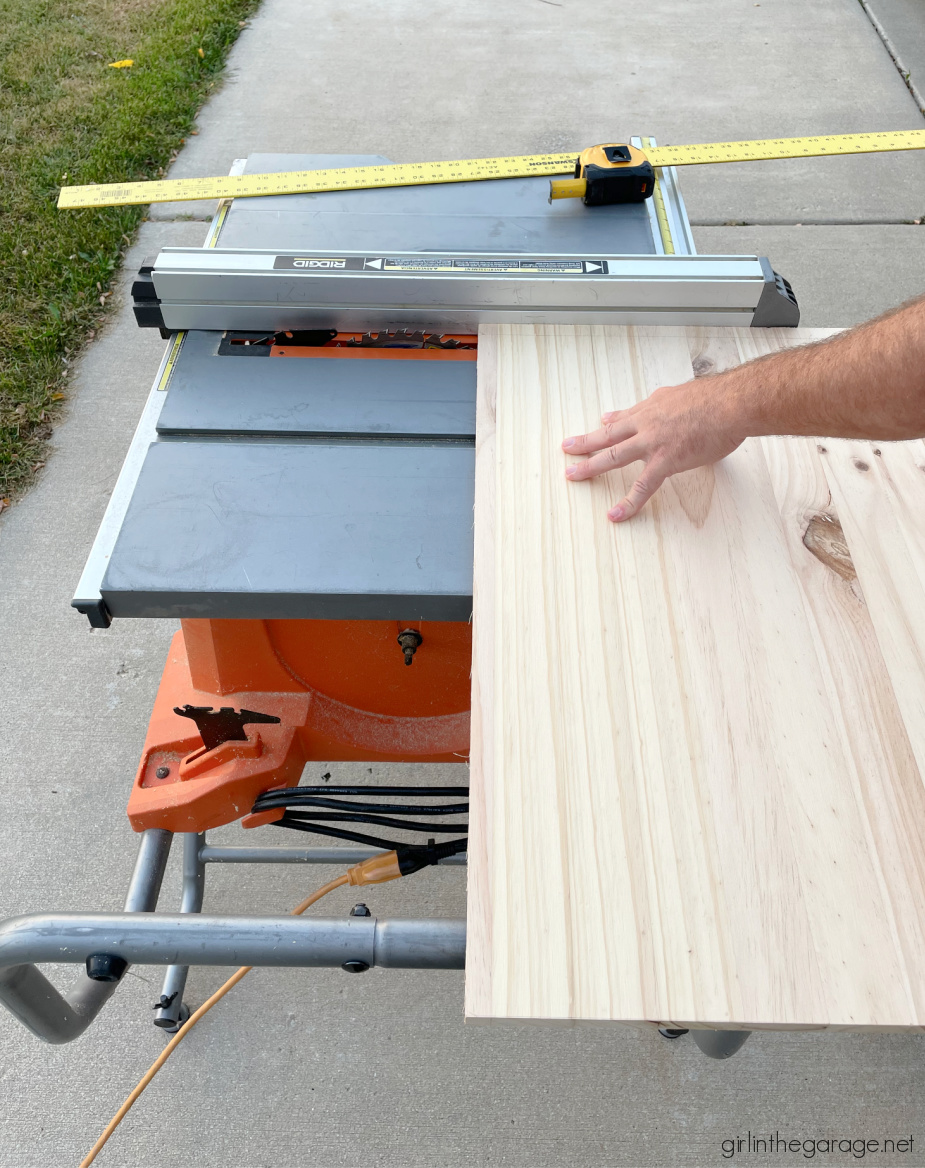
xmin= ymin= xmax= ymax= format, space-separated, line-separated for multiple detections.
xmin=56 ymin=152 xmax=579 ymax=210
xmin=56 ymin=132 xmax=925 ymax=210
xmin=648 ymin=128 xmax=925 ymax=167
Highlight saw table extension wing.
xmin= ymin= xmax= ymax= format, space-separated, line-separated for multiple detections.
xmin=468 ymin=323 xmax=925 ymax=1030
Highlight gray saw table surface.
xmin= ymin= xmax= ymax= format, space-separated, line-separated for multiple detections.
xmin=97 ymin=154 xmax=662 ymax=622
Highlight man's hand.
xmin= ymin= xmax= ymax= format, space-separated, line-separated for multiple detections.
xmin=561 ymin=379 xmax=748 ymax=521
xmin=561 ymin=295 xmax=925 ymax=521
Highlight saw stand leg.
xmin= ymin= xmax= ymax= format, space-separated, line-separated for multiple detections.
xmin=690 ymin=1030 xmax=751 ymax=1059
xmin=153 ymin=832 xmax=205 ymax=1032
xmin=658 ymin=1027 xmax=751 ymax=1059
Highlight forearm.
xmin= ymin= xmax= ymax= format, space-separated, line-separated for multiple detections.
xmin=716 ymin=294 xmax=925 ymax=442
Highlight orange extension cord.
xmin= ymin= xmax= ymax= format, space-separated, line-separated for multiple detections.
xmin=81 ymin=850 xmax=406 ymax=1167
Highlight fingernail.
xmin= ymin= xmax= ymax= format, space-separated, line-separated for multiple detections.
xmin=565 ymin=465 xmax=577 ymax=478
xmin=602 ymin=412 xmax=616 ymax=422
xmin=608 ymin=506 xmax=624 ymax=521
xmin=562 ymin=437 xmax=575 ymax=449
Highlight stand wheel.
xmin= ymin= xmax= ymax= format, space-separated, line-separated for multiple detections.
xmin=658 ymin=1027 xmax=689 ymax=1040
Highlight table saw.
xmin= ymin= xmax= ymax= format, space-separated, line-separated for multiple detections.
xmin=0 ymin=144 xmax=798 ymax=1057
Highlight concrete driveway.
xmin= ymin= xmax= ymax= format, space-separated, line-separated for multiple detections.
xmin=1 ymin=2 xmax=924 ymax=1165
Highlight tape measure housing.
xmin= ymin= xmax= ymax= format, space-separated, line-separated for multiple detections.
xmin=576 ymin=143 xmax=655 ymax=205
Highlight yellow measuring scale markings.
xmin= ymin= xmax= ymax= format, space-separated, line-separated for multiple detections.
xmin=650 ymin=128 xmax=925 ymax=166
xmin=57 ymin=153 xmax=578 ymax=209
xmin=57 ymin=129 xmax=925 ymax=210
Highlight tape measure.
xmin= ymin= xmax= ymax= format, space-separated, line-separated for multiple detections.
xmin=57 ymin=129 xmax=925 ymax=210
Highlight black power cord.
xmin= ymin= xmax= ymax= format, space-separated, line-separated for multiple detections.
xmin=254 ymin=795 xmax=469 ymax=816
xmin=271 ymin=817 xmax=468 ymax=874
xmin=278 ymin=811 xmax=465 ymax=833
xmin=250 ymin=783 xmax=469 ymax=867
xmin=255 ymin=784 xmax=469 ymax=798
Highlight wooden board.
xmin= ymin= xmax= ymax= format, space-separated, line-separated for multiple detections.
xmin=467 ymin=324 xmax=925 ymax=1030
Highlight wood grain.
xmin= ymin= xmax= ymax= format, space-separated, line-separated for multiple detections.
xmin=466 ymin=324 xmax=925 ymax=1030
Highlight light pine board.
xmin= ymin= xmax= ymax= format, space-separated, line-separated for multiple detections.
xmin=467 ymin=324 xmax=925 ymax=1030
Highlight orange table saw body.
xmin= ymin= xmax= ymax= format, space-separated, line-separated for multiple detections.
xmin=129 ymin=617 xmax=472 ymax=832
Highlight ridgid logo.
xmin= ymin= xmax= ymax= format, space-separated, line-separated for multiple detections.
xmin=291 ymin=258 xmax=346 ymax=269
xmin=272 ymin=255 xmax=363 ymax=271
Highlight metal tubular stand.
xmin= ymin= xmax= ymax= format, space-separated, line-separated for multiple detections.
xmin=0 ymin=829 xmax=752 ymax=1059
xmin=0 ymin=830 xmax=751 ymax=1058
xmin=0 ymin=829 xmax=173 ymax=1044
xmin=154 ymin=832 xmax=206 ymax=1030
xmin=123 ymin=829 xmax=174 ymax=912
xmin=0 ymin=827 xmax=466 ymax=1044
xmin=144 ymin=837 xmax=465 ymax=1030
xmin=0 ymin=913 xmax=465 ymax=975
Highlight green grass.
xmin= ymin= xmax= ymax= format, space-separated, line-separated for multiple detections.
xmin=0 ymin=0 xmax=260 ymax=503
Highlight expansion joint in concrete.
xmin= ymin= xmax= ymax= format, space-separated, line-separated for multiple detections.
xmin=692 ymin=218 xmax=924 ymax=227
xmin=857 ymin=0 xmax=925 ymax=117
xmin=143 ymin=215 xmax=215 ymax=223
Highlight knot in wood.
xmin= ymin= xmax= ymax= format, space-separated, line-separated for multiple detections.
xmin=802 ymin=513 xmax=856 ymax=582
xmin=691 ymin=355 xmax=715 ymax=377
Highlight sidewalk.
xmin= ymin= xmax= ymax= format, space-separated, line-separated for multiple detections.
xmin=1 ymin=3 xmax=924 ymax=1165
